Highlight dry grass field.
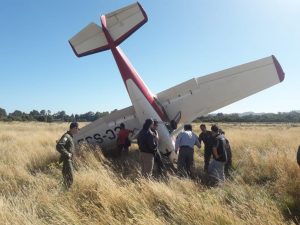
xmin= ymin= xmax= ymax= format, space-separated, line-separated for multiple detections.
xmin=0 ymin=122 xmax=299 ymax=225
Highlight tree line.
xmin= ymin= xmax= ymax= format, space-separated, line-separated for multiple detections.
xmin=0 ymin=107 xmax=299 ymax=123
xmin=195 ymin=111 xmax=300 ymax=123
xmin=0 ymin=108 xmax=109 ymax=122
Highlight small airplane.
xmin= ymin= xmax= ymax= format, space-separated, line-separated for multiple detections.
xmin=69 ymin=2 xmax=285 ymax=160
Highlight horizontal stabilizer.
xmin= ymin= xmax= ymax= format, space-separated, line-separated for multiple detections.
xmin=102 ymin=2 xmax=147 ymax=46
xmin=69 ymin=23 xmax=109 ymax=57
xmin=69 ymin=2 xmax=147 ymax=57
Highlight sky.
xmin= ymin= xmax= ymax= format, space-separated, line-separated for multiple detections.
xmin=0 ymin=0 xmax=299 ymax=115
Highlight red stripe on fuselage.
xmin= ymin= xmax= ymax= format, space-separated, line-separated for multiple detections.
xmin=100 ymin=15 xmax=167 ymax=121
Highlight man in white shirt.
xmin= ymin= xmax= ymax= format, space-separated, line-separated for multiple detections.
xmin=175 ymin=124 xmax=201 ymax=178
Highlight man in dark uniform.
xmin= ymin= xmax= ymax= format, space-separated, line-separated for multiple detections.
xmin=198 ymin=124 xmax=214 ymax=172
xmin=56 ymin=122 xmax=79 ymax=188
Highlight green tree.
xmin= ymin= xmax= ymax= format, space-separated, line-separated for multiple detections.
xmin=9 ymin=110 xmax=23 ymax=121
xmin=0 ymin=107 xmax=7 ymax=119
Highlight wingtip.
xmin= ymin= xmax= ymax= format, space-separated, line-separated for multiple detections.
xmin=68 ymin=40 xmax=80 ymax=58
xmin=272 ymin=55 xmax=285 ymax=82
xmin=137 ymin=2 xmax=148 ymax=22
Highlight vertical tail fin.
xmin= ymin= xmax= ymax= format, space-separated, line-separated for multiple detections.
xmin=69 ymin=2 xmax=147 ymax=57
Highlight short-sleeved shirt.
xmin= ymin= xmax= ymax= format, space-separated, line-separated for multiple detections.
xmin=199 ymin=131 xmax=214 ymax=150
xmin=117 ymin=129 xmax=130 ymax=145
xmin=175 ymin=130 xmax=200 ymax=150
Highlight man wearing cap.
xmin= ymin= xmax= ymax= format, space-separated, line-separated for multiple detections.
xmin=175 ymin=124 xmax=201 ymax=178
xmin=56 ymin=122 xmax=79 ymax=188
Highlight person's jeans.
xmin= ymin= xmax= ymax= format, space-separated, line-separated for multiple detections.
xmin=208 ymin=159 xmax=225 ymax=183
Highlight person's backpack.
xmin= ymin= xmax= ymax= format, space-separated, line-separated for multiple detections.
xmin=216 ymin=135 xmax=228 ymax=162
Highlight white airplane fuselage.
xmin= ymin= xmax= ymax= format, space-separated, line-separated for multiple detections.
xmin=126 ymin=79 xmax=175 ymax=155
xmin=101 ymin=16 xmax=176 ymax=157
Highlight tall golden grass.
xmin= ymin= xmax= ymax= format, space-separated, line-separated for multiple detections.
xmin=0 ymin=122 xmax=299 ymax=225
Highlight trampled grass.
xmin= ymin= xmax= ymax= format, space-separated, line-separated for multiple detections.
xmin=0 ymin=122 xmax=299 ymax=225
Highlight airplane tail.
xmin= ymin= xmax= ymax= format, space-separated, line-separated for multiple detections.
xmin=69 ymin=2 xmax=147 ymax=57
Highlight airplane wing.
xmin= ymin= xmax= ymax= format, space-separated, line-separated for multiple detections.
xmin=74 ymin=106 xmax=140 ymax=149
xmin=156 ymin=55 xmax=285 ymax=127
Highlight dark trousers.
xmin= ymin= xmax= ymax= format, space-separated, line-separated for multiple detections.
xmin=62 ymin=159 xmax=74 ymax=188
xmin=177 ymin=147 xmax=194 ymax=178
xmin=204 ymin=147 xmax=212 ymax=172
xmin=224 ymin=147 xmax=232 ymax=177
xmin=154 ymin=151 xmax=165 ymax=175
xmin=118 ymin=144 xmax=129 ymax=156
xmin=208 ymin=159 xmax=225 ymax=184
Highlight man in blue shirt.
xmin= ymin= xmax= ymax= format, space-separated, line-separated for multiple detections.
xmin=175 ymin=124 xmax=201 ymax=178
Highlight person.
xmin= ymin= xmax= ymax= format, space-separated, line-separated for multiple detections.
xmin=297 ymin=146 xmax=300 ymax=166
xmin=175 ymin=124 xmax=201 ymax=178
xmin=219 ymin=129 xmax=232 ymax=177
xmin=56 ymin=122 xmax=80 ymax=189
xmin=152 ymin=120 xmax=159 ymax=140
xmin=137 ymin=119 xmax=158 ymax=177
xmin=208 ymin=124 xmax=227 ymax=185
xmin=198 ymin=124 xmax=214 ymax=172
xmin=151 ymin=120 xmax=165 ymax=176
xmin=116 ymin=123 xmax=132 ymax=156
